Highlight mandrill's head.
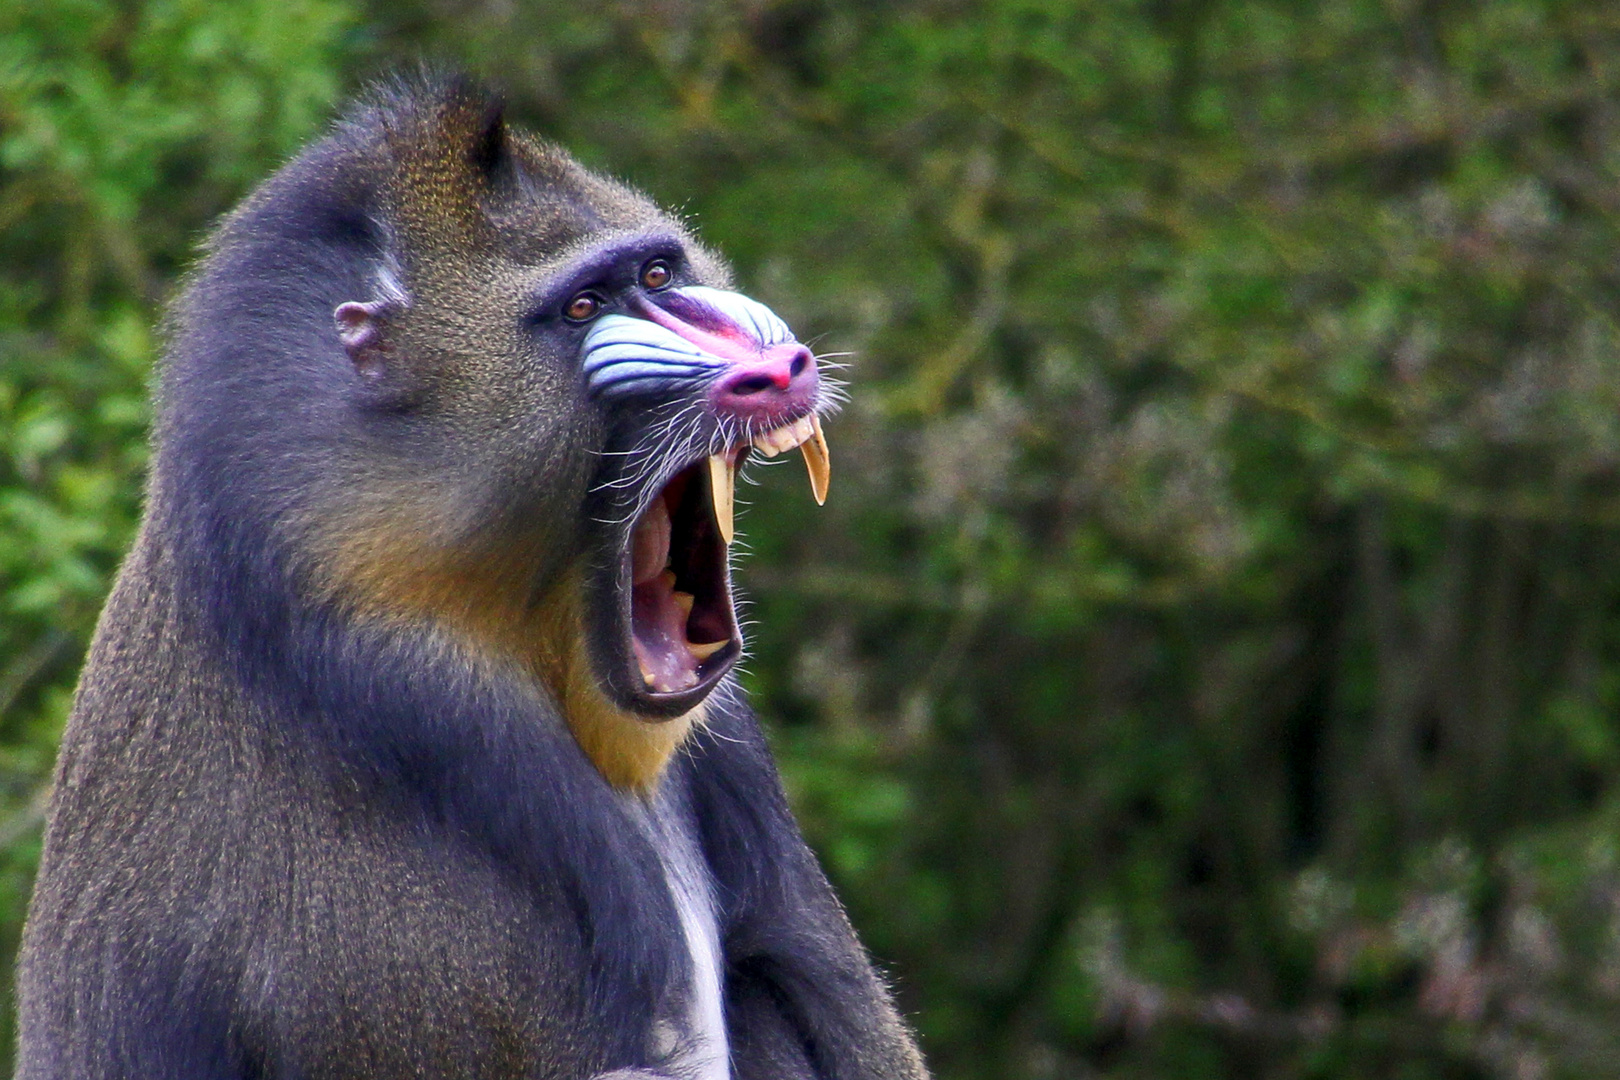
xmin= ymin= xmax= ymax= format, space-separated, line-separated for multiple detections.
xmin=156 ymin=76 xmax=832 ymax=788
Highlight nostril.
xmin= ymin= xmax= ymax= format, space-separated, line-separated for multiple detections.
xmin=726 ymin=375 xmax=778 ymax=397
xmin=713 ymin=346 xmax=817 ymax=413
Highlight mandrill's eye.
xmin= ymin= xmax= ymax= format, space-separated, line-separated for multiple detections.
xmin=641 ymin=260 xmax=673 ymax=291
xmin=565 ymin=292 xmax=602 ymax=322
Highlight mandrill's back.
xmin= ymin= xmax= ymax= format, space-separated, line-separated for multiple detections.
xmin=16 ymin=75 xmax=929 ymax=1080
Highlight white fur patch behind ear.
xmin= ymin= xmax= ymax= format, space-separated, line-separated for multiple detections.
xmin=374 ymin=258 xmax=410 ymax=307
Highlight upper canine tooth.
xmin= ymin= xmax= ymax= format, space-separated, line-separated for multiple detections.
xmin=707 ymin=452 xmax=735 ymax=544
xmin=801 ymin=414 xmax=830 ymax=506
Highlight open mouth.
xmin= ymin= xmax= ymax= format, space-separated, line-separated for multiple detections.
xmin=622 ymin=413 xmax=830 ymax=702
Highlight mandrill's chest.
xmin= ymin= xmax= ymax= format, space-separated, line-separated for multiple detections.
xmin=250 ymin=782 xmax=730 ymax=1080
xmin=616 ymin=787 xmax=731 ymax=1080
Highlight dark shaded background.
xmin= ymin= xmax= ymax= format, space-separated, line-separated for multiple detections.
xmin=6 ymin=1 xmax=1620 ymax=1076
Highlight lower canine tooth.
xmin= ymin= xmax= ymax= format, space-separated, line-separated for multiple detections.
xmin=687 ymin=639 xmax=726 ymax=662
xmin=801 ymin=414 xmax=830 ymax=505
xmin=707 ymin=453 xmax=735 ymax=543
xmin=753 ymin=434 xmax=782 ymax=458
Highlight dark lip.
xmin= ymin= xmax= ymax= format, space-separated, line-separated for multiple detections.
xmin=605 ymin=450 xmax=743 ymax=720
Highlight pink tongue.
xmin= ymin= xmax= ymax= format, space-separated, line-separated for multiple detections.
xmin=631 ymin=572 xmax=699 ymax=693
xmin=631 ymin=496 xmax=672 ymax=585
xmin=628 ymin=494 xmax=699 ymax=693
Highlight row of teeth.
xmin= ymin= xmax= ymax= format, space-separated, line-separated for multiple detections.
xmin=751 ymin=414 xmax=819 ymax=459
xmin=706 ymin=414 xmax=830 ymax=544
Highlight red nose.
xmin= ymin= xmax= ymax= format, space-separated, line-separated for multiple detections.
xmin=710 ymin=343 xmax=819 ymax=424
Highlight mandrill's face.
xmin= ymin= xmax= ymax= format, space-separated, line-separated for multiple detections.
xmin=570 ymin=255 xmax=831 ymax=716
xmin=307 ymin=96 xmax=835 ymax=780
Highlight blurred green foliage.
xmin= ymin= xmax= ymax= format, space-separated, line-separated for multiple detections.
xmin=0 ymin=0 xmax=355 ymax=1055
xmin=8 ymin=1 xmax=1620 ymax=1076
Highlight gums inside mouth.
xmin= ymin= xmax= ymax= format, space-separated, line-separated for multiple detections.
xmin=626 ymin=459 xmax=738 ymax=696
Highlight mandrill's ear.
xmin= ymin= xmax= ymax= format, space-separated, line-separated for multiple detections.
xmin=332 ymin=78 xmax=532 ymax=406
xmin=334 ymin=298 xmax=398 ymax=381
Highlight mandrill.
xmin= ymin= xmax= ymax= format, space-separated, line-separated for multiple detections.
xmin=16 ymin=76 xmax=929 ymax=1080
